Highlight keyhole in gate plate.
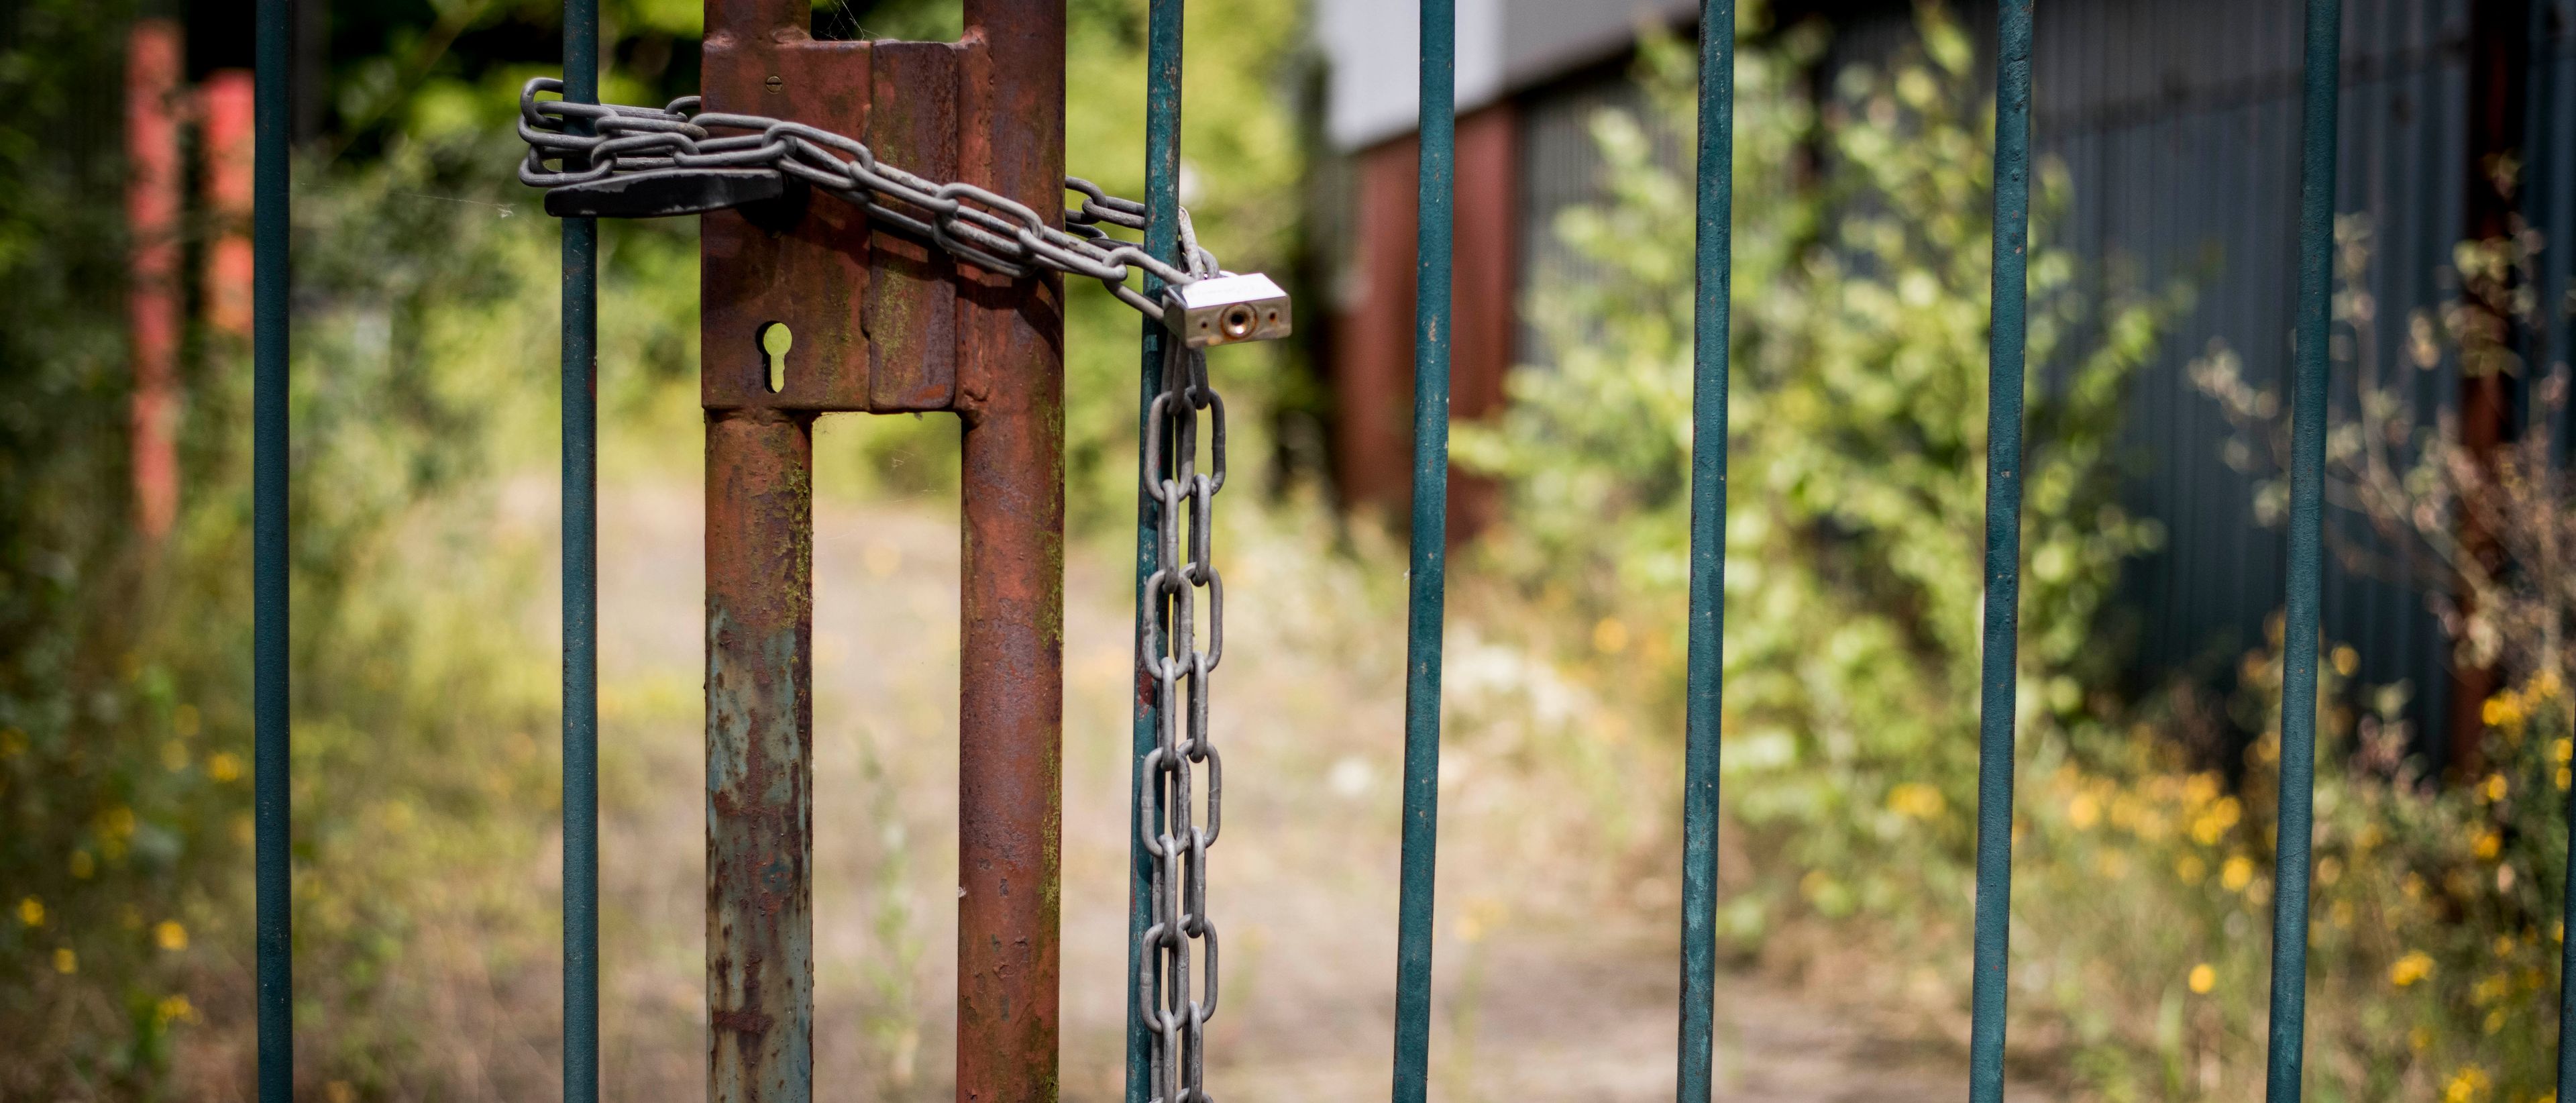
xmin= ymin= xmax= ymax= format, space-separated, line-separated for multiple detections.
xmin=759 ymin=321 xmax=793 ymax=393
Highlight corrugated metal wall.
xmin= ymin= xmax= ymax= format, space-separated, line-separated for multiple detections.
xmin=1511 ymin=0 xmax=2576 ymax=747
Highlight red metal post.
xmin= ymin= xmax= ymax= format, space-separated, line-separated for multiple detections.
xmin=126 ymin=19 xmax=183 ymax=541
xmin=199 ymin=70 xmax=258 ymax=342
xmin=955 ymin=2 xmax=1067 ymax=1097
xmin=696 ymin=0 xmax=1066 ymax=1096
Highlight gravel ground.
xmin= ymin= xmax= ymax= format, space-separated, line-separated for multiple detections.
xmin=568 ymin=478 xmax=2032 ymax=1102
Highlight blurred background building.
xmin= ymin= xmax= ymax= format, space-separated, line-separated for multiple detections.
xmin=1311 ymin=0 xmax=2576 ymax=762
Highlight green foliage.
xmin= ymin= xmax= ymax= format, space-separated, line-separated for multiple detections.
xmin=1456 ymin=4 xmax=2175 ymax=908
xmin=1461 ymin=7 xmax=2567 ymax=1098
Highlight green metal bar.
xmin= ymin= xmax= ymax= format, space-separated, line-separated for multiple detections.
xmin=253 ymin=0 xmax=292 ymax=1094
xmin=2564 ymin=750 xmax=2576 ymax=1103
xmin=2266 ymin=1 xmax=2340 ymax=1099
xmin=1675 ymin=2 xmax=1733 ymax=1100
xmin=1967 ymin=2 xmax=2033 ymax=1100
xmin=1126 ymin=1 xmax=1184 ymax=1099
xmin=560 ymin=0 xmax=600 ymax=1096
xmin=1390 ymin=0 xmax=1453 ymax=1098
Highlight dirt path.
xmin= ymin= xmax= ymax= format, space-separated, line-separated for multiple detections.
xmin=578 ymin=480 xmax=2025 ymax=1102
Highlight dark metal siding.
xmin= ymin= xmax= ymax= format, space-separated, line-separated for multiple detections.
xmin=1507 ymin=0 xmax=2576 ymax=743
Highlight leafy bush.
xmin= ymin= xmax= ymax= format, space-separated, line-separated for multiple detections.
xmin=1456 ymin=3 xmax=2175 ymax=920
xmin=1458 ymin=4 xmax=2570 ymax=1099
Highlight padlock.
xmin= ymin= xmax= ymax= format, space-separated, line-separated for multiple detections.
xmin=1161 ymin=272 xmax=1292 ymax=348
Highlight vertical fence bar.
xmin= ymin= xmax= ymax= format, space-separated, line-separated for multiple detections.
xmin=1126 ymin=1 xmax=1184 ymax=1100
xmin=1389 ymin=0 xmax=1453 ymax=1098
xmin=252 ymin=0 xmax=292 ymax=1093
xmin=2565 ymin=742 xmax=2576 ymax=1103
xmin=1674 ymin=2 xmax=1734 ymax=1100
xmin=560 ymin=0 xmax=600 ymax=1095
xmin=1967 ymin=3 xmax=2034 ymax=1100
xmin=2265 ymin=1 xmax=2341 ymax=1099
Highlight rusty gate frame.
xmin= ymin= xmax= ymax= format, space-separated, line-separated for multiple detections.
xmin=696 ymin=0 xmax=1067 ymax=1098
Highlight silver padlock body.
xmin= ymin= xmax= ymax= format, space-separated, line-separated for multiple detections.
xmin=1162 ymin=272 xmax=1293 ymax=348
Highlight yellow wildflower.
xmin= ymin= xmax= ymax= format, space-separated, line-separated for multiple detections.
xmin=2443 ymin=1065 xmax=2489 ymax=1103
xmin=2332 ymin=645 xmax=2358 ymax=676
xmin=2187 ymin=963 xmax=2216 ymax=994
xmin=2485 ymin=693 xmax=2524 ymax=729
xmin=2067 ymin=792 xmax=2100 ymax=829
xmin=154 ymin=921 xmax=187 ymax=951
xmin=2390 ymin=950 xmax=2435 ymax=987
xmin=208 ymin=753 xmax=244 ymax=782
xmin=52 ymin=948 xmax=75 ymax=974
xmin=2555 ymin=737 xmax=2573 ymax=765
xmin=2481 ymin=773 xmax=2508 ymax=802
xmin=1887 ymin=782 xmax=1946 ymax=820
xmin=17 ymin=897 xmax=44 ymax=927
xmin=1591 ymin=617 xmax=1629 ymax=655
xmin=2473 ymin=831 xmax=2502 ymax=861
xmin=154 ymin=994 xmax=195 ymax=1025
xmin=2222 ymin=855 xmax=2256 ymax=891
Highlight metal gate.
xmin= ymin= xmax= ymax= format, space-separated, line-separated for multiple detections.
xmin=242 ymin=0 xmax=2576 ymax=1100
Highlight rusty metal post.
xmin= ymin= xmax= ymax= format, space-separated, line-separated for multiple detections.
xmin=696 ymin=0 xmax=1063 ymax=1094
xmin=706 ymin=410 xmax=816 ymax=1102
xmin=955 ymin=1 xmax=1067 ymax=1098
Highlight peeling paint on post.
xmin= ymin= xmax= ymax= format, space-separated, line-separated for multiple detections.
xmin=706 ymin=410 xmax=816 ymax=1103
xmin=695 ymin=0 xmax=1065 ymax=1094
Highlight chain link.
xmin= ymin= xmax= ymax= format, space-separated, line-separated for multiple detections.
xmin=513 ymin=77 xmax=1223 ymax=321
xmin=1137 ymin=270 xmax=1225 ymax=1102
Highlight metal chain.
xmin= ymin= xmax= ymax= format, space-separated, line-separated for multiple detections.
xmin=513 ymin=77 xmax=1224 ymax=322
xmin=522 ymin=74 xmax=1238 ymax=1098
xmin=1136 ymin=226 xmax=1224 ymax=1102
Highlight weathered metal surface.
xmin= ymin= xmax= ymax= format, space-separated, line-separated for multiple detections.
xmin=696 ymin=0 xmax=1065 ymax=1095
xmin=2263 ymin=1 xmax=2345 ymax=1099
xmin=700 ymin=0 xmax=962 ymax=416
xmin=706 ymin=410 xmax=816 ymax=1103
xmin=254 ymin=0 xmax=292 ymax=1094
xmin=1391 ymin=1 xmax=1454 ymax=1099
xmin=1968 ymin=3 xmax=2033 ymax=1102
xmin=1676 ymin=2 xmax=1734 ymax=1099
xmin=1125 ymin=3 xmax=1185 ymax=1098
xmin=562 ymin=0 xmax=601 ymax=1098
xmin=545 ymin=166 xmax=789 ymax=219
xmin=954 ymin=2 xmax=1067 ymax=1098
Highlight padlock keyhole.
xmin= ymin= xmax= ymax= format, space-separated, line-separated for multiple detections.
xmin=759 ymin=321 xmax=794 ymax=393
xmin=1220 ymin=304 xmax=1256 ymax=340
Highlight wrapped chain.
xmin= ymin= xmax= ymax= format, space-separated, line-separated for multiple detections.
xmin=521 ymin=73 xmax=1243 ymax=1098
xmin=513 ymin=77 xmax=1222 ymax=321
xmin=1136 ymin=223 xmax=1225 ymax=1103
